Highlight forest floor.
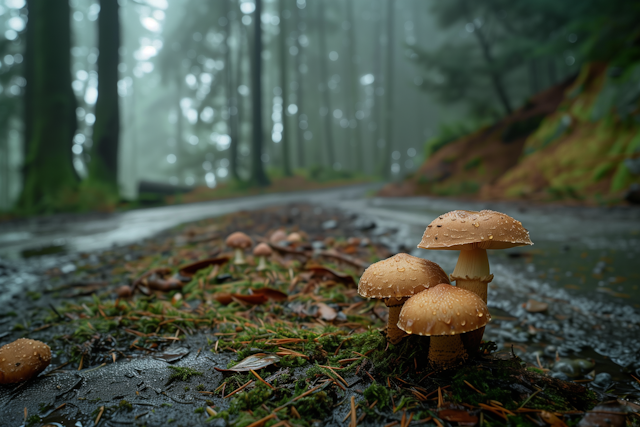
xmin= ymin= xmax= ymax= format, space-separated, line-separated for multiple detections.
xmin=1 ymin=203 xmax=639 ymax=427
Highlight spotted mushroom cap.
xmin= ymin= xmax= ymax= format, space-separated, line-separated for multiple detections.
xmin=226 ymin=232 xmax=253 ymax=249
xmin=398 ymin=284 xmax=490 ymax=336
xmin=0 ymin=338 xmax=51 ymax=384
xmin=418 ymin=210 xmax=532 ymax=251
xmin=357 ymin=253 xmax=450 ymax=299
xmin=253 ymin=242 xmax=273 ymax=257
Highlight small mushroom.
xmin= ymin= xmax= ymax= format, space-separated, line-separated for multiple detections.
xmin=253 ymin=242 xmax=273 ymax=271
xmin=269 ymin=229 xmax=287 ymax=244
xmin=286 ymin=232 xmax=302 ymax=243
xmin=0 ymin=338 xmax=52 ymax=384
xmin=226 ymin=232 xmax=253 ymax=265
xmin=357 ymin=253 xmax=450 ymax=344
xmin=398 ymin=284 xmax=491 ymax=369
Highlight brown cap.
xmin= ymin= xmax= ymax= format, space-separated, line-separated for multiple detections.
xmin=418 ymin=210 xmax=532 ymax=251
xmin=226 ymin=232 xmax=253 ymax=249
xmin=253 ymin=242 xmax=273 ymax=257
xmin=0 ymin=338 xmax=51 ymax=384
xmin=269 ymin=230 xmax=287 ymax=244
xmin=358 ymin=253 xmax=450 ymax=299
xmin=286 ymin=232 xmax=302 ymax=243
xmin=398 ymin=284 xmax=490 ymax=336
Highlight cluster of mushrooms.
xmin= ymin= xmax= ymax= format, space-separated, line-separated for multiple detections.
xmin=358 ymin=209 xmax=532 ymax=369
xmin=225 ymin=229 xmax=302 ymax=269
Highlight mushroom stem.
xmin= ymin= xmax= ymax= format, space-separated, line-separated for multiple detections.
xmin=428 ymin=334 xmax=468 ymax=368
xmin=256 ymin=256 xmax=267 ymax=271
xmin=233 ymin=248 xmax=246 ymax=265
xmin=385 ymin=298 xmax=408 ymax=344
xmin=451 ymin=248 xmax=492 ymax=302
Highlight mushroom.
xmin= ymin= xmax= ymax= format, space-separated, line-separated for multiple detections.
xmin=226 ymin=232 xmax=253 ymax=265
xmin=253 ymin=242 xmax=273 ymax=271
xmin=357 ymin=253 xmax=450 ymax=344
xmin=286 ymin=232 xmax=302 ymax=243
xmin=0 ymin=338 xmax=52 ymax=384
xmin=269 ymin=229 xmax=287 ymax=244
xmin=418 ymin=210 xmax=532 ymax=302
xmin=398 ymin=284 xmax=490 ymax=368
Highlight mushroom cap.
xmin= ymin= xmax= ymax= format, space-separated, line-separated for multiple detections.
xmin=269 ymin=229 xmax=287 ymax=244
xmin=398 ymin=284 xmax=490 ymax=336
xmin=253 ymin=242 xmax=273 ymax=257
xmin=286 ymin=232 xmax=302 ymax=243
xmin=0 ymin=338 xmax=51 ymax=384
xmin=226 ymin=231 xmax=253 ymax=249
xmin=418 ymin=210 xmax=532 ymax=251
xmin=358 ymin=253 xmax=450 ymax=299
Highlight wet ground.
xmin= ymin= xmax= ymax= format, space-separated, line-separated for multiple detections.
xmin=1 ymin=186 xmax=639 ymax=426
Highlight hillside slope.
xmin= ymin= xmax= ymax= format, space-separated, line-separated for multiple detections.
xmin=380 ymin=63 xmax=640 ymax=204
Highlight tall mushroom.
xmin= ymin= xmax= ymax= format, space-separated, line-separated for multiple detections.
xmin=417 ymin=210 xmax=532 ymax=349
xmin=398 ymin=284 xmax=490 ymax=368
xmin=253 ymin=242 xmax=272 ymax=271
xmin=357 ymin=253 xmax=450 ymax=344
xmin=226 ymin=232 xmax=253 ymax=265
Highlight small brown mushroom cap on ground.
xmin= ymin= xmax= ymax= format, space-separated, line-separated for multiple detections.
xmin=0 ymin=338 xmax=52 ymax=384
xmin=226 ymin=232 xmax=253 ymax=264
xmin=253 ymin=242 xmax=273 ymax=271
xmin=398 ymin=284 xmax=490 ymax=368
xmin=269 ymin=229 xmax=287 ymax=244
xmin=358 ymin=253 xmax=450 ymax=344
xmin=286 ymin=232 xmax=303 ymax=243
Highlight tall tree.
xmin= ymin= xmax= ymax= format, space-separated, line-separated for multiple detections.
xmin=345 ymin=0 xmax=362 ymax=172
xmin=89 ymin=0 xmax=121 ymax=192
xmin=383 ymin=0 xmax=395 ymax=179
xmin=372 ymin=0 xmax=383 ymax=175
xmin=293 ymin=3 xmax=305 ymax=169
xmin=317 ymin=0 xmax=335 ymax=168
xmin=250 ymin=0 xmax=270 ymax=186
xmin=224 ymin=0 xmax=241 ymax=181
xmin=18 ymin=0 xmax=78 ymax=213
xmin=278 ymin=0 xmax=292 ymax=176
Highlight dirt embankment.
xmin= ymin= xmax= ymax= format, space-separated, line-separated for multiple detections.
xmin=380 ymin=63 xmax=640 ymax=205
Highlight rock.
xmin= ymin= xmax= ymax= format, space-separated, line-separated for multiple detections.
xmin=524 ymin=299 xmax=548 ymax=313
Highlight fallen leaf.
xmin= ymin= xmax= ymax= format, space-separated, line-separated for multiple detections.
xmin=524 ymin=299 xmax=548 ymax=313
xmin=153 ymin=347 xmax=190 ymax=362
xmin=250 ymin=287 xmax=288 ymax=301
xmin=214 ymin=353 xmax=280 ymax=372
xmin=179 ymin=256 xmax=230 ymax=277
xmin=540 ymin=411 xmax=568 ymax=427
xmin=578 ymin=403 xmax=628 ymax=427
xmin=316 ymin=302 xmax=337 ymax=321
xmin=305 ymin=264 xmax=356 ymax=286
xmin=438 ymin=409 xmax=478 ymax=426
xmin=233 ymin=294 xmax=269 ymax=305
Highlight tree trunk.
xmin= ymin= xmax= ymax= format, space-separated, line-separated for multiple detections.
xmin=175 ymin=74 xmax=185 ymax=182
xmin=89 ymin=0 xmax=120 ymax=193
xmin=250 ymin=0 xmax=270 ymax=186
xmin=22 ymin=0 xmax=36 ymax=190
xmin=372 ymin=0 xmax=383 ymax=175
xmin=225 ymin=0 xmax=241 ymax=181
xmin=294 ymin=3 xmax=305 ymax=168
xmin=383 ymin=0 xmax=395 ymax=179
xmin=461 ymin=0 xmax=513 ymax=115
xmin=317 ymin=0 xmax=335 ymax=168
xmin=346 ymin=0 xmax=362 ymax=173
xmin=279 ymin=0 xmax=292 ymax=176
xmin=18 ymin=0 xmax=78 ymax=213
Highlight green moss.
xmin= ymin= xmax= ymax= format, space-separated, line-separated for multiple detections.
xmin=119 ymin=400 xmax=133 ymax=411
xmin=364 ymin=383 xmax=391 ymax=410
xmin=167 ymin=366 xmax=203 ymax=381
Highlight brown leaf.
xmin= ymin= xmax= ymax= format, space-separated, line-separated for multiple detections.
xmin=316 ymin=302 xmax=337 ymax=321
xmin=578 ymin=403 xmax=628 ymax=427
xmin=524 ymin=299 xmax=549 ymax=313
xmin=153 ymin=346 xmax=190 ymax=362
xmin=438 ymin=409 xmax=478 ymax=426
xmin=214 ymin=293 xmax=234 ymax=305
xmin=232 ymin=294 xmax=269 ymax=305
xmin=250 ymin=287 xmax=288 ymax=301
xmin=147 ymin=274 xmax=183 ymax=292
xmin=540 ymin=411 xmax=568 ymax=427
xmin=305 ymin=264 xmax=356 ymax=286
xmin=214 ymin=353 xmax=280 ymax=372
xmin=179 ymin=256 xmax=230 ymax=277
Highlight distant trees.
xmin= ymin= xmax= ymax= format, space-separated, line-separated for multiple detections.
xmin=278 ymin=0 xmax=292 ymax=177
xmin=88 ymin=0 xmax=121 ymax=195
xmin=250 ymin=0 xmax=270 ymax=186
xmin=18 ymin=0 xmax=78 ymax=213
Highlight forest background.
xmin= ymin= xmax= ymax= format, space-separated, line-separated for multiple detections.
xmin=0 ymin=0 xmax=639 ymax=215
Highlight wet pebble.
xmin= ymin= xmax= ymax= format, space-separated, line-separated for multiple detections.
xmin=591 ymin=372 xmax=612 ymax=389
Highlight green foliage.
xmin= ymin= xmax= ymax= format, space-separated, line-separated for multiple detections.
xmin=364 ymin=383 xmax=391 ymax=410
